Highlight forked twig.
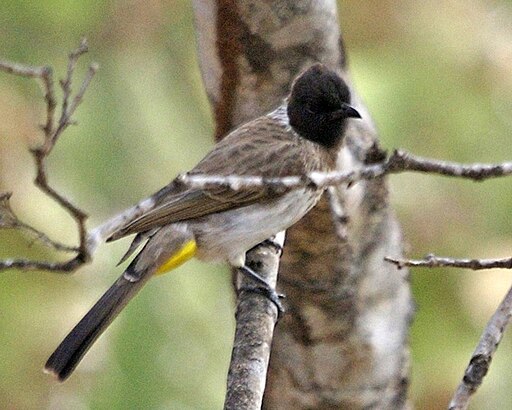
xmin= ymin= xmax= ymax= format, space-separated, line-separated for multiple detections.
xmin=0 ymin=38 xmax=98 ymax=272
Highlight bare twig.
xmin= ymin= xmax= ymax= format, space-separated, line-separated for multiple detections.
xmin=178 ymin=162 xmax=387 ymax=193
xmin=0 ymin=257 xmax=86 ymax=272
xmin=0 ymin=39 xmax=98 ymax=272
xmin=448 ymin=284 xmax=512 ymax=410
xmin=0 ymin=192 xmax=19 ymax=228
xmin=17 ymin=222 xmax=79 ymax=252
xmin=385 ymin=254 xmax=512 ymax=270
xmin=52 ymin=39 xmax=95 ymax=148
xmin=179 ymin=149 xmax=512 ymax=193
xmin=0 ymin=191 xmax=151 ymax=271
xmin=386 ymin=150 xmax=512 ymax=181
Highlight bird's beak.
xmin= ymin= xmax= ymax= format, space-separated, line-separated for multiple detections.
xmin=343 ymin=103 xmax=362 ymax=119
xmin=331 ymin=103 xmax=361 ymax=120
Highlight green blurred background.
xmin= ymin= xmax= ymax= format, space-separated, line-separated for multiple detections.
xmin=1 ymin=0 xmax=511 ymax=408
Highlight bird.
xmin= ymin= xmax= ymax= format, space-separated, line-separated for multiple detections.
xmin=44 ymin=63 xmax=361 ymax=382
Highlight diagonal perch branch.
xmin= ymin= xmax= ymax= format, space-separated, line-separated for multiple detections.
xmin=448 ymin=283 xmax=512 ymax=410
xmin=224 ymin=232 xmax=285 ymax=410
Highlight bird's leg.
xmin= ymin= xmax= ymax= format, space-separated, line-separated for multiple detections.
xmin=238 ymin=265 xmax=285 ymax=317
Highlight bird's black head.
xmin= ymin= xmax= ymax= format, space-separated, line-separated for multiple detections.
xmin=287 ymin=64 xmax=361 ymax=148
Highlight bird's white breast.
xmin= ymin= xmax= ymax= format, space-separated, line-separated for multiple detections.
xmin=189 ymin=188 xmax=321 ymax=266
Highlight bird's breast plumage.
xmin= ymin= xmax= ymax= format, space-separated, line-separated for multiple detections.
xmin=190 ymin=187 xmax=323 ymax=266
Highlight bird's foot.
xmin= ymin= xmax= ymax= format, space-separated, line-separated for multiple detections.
xmin=238 ymin=265 xmax=285 ymax=318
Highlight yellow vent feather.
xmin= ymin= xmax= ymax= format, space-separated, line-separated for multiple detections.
xmin=155 ymin=240 xmax=197 ymax=275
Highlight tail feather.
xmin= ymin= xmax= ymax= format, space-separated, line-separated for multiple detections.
xmin=44 ymin=267 xmax=150 ymax=382
xmin=45 ymin=225 xmax=193 ymax=382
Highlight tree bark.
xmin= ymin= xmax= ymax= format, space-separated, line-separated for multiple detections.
xmin=192 ymin=1 xmax=413 ymax=408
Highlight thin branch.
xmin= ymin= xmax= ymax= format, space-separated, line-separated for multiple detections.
xmin=448 ymin=284 xmax=512 ymax=410
xmin=386 ymin=150 xmax=512 ymax=181
xmin=52 ymin=38 xmax=94 ymax=148
xmin=18 ymin=223 xmax=78 ymax=252
xmin=0 ymin=61 xmax=49 ymax=78
xmin=60 ymin=40 xmax=89 ymax=125
xmin=0 ymin=255 xmax=86 ymax=272
xmin=178 ymin=150 xmax=512 ymax=194
xmin=177 ymin=162 xmax=387 ymax=193
xmin=0 ymin=39 xmax=98 ymax=272
xmin=0 ymin=192 xmax=76 ymax=253
xmin=385 ymin=254 xmax=512 ymax=270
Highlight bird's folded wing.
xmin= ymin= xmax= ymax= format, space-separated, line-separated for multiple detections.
xmin=108 ymin=186 xmax=268 ymax=241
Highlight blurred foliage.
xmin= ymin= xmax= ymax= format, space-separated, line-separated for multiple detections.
xmin=0 ymin=0 xmax=511 ymax=409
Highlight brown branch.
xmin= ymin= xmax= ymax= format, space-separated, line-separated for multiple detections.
xmin=0 ymin=39 xmax=98 ymax=272
xmin=0 ymin=255 xmax=87 ymax=272
xmin=52 ymin=39 xmax=95 ymax=148
xmin=448 ymin=284 xmax=512 ymax=409
xmin=224 ymin=232 xmax=284 ymax=410
xmin=385 ymin=254 xmax=512 ymax=270
xmin=386 ymin=150 xmax=512 ymax=181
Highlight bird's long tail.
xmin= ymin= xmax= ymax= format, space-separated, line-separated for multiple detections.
xmin=44 ymin=265 xmax=149 ymax=381
xmin=45 ymin=225 xmax=195 ymax=382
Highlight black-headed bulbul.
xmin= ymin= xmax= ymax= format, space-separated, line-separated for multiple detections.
xmin=45 ymin=63 xmax=361 ymax=381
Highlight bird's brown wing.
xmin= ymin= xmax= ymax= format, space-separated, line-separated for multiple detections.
xmin=108 ymin=115 xmax=320 ymax=241
xmin=109 ymin=188 xmax=266 ymax=239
